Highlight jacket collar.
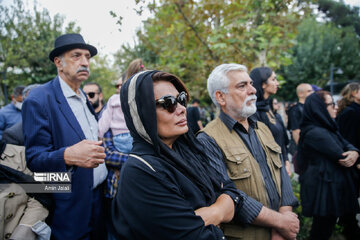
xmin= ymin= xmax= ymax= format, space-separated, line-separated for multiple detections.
xmin=51 ymin=76 xmax=89 ymax=139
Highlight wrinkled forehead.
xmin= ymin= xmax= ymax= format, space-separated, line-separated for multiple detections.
xmin=227 ymin=70 xmax=252 ymax=86
xmin=64 ymin=48 xmax=91 ymax=56
xmin=83 ymin=84 xmax=99 ymax=92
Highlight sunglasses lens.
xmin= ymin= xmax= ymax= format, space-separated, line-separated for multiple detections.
xmin=156 ymin=92 xmax=187 ymax=113
xmin=177 ymin=92 xmax=187 ymax=107
xmin=163 ymin=97 xmax=177 ymax=113
xmin=87 ymin=92 xmax=95 ymax=98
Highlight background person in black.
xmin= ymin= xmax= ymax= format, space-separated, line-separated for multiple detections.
xmin=186 ymin=98 xmax=203 ymax=133
xmin=298 ymin=90 xmax=360 ymax=240
xmin=270 ymin=97 xmax=289 ymax=157
xmin=336 ymin=82 xmax=360 ymax=150
xmin=250 ymin=67 xmax=291 ymax=175
xmin=287 ymin=83 xmax=313 ymax=150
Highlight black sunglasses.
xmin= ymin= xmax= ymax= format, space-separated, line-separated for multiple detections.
xmin=326 ymin=102 xmax=336 ymax=108
xmin=86 ymin=92 xmax=98 ymax=98
xmin=155 ymin=91 xmax=187 ymax=113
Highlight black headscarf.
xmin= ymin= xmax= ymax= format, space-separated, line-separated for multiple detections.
xmin=120 ymin=70 xmax=222 ymax=202
xmin=249 ymin=67 xmax=273 ymax=112
xmin=300 ymin=92 xmax=338 ymax=133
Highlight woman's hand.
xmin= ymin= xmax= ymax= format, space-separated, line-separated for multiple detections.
xmin=195 ymin=194 xmax=234 ymax=226
xmin=338 ymin=151 xmax=359 ymax=167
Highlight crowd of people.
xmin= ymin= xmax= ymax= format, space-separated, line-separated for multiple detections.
xmin=0 ymin=33 xmax=359 ymax=240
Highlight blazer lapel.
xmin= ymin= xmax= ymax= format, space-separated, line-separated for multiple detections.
xmin=52 ymin=77 xmax=86 ymax=140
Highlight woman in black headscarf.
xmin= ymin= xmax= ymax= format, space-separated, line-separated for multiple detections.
xmin=336 ymin=82 xmax=360 ymax=150
xmin=298 ymin=90 xmax=360 ymax=240
xmin=111 ymin=70 xmax=242 ymax=239
xmin=250 ymin=67 xmax=290 ymax=175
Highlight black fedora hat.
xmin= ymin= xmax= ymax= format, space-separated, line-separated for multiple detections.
xmin=49 ymin=33 xmax=97 ymax=62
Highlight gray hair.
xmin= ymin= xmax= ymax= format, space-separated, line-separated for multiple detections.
xmin=207 ymin=63 xmax=248 ymax=107
xmin=58 ymin=54 xmax=66 ymax=67
xmin=23 ymin=84 xmax=41 ymax=100
xmin=12 ymin=85 xmax=25 ymax=98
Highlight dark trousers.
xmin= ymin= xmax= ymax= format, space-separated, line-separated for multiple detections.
xmin=105 ymin=197 xmax=118 ymax=240
xmin=310 ymin=215 xmax=360 ymax=240
xmin=90 ymin=184 xmax=107 ymax=240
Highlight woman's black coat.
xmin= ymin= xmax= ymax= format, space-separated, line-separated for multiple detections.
xmin=298 ymin=93 xmax=359 ymax=217
xmin=336 ymin=102 xmax=360 ymax=150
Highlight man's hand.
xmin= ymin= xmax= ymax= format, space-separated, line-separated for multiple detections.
xmin=338 ymin=151 xmax=359 ymax=167
xmin=253 ymin=207 xmax=299 ymax=240
xmin=195 ymin=206 xmax=221 ymax=227
xmin=195 ymin=194 xmax=234 ymax=227
xmin=64 ymin=140 xmax=106 ymax=168
xmin=276 ymin=211 xmax=299 ymax=240
xmin=285 ymin=161 xmax=291 ymax=176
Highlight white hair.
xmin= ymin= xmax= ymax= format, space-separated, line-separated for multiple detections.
xmin=59 ymin=54 xmax=66 ymax=67
xmin=207 ymin=63 xmax=248 ymax=108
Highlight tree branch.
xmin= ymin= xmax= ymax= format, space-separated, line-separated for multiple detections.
xmin=174 ymin=2 xmax=219 ymax=62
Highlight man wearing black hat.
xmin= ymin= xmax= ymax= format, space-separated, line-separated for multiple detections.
xmin=22 ymin=33 xmax=107 ymax=239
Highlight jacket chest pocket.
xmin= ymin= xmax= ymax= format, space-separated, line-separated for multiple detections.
xmin=223 ymin=147 xmax=252 ymax=180
xmin=263 ymin=141 xmax=282 ymax=169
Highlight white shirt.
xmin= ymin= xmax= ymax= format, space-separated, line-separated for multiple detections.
xmin=59 ymin=76 xmax=107 ymax=188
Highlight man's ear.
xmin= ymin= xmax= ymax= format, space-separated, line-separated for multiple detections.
xmin=99 ymin=92 xmax=103 ymax=101
xmin=54 ymin=57 xmax=63 ymax=70
xmin=215 ymin=90 xmax=226 ymax=107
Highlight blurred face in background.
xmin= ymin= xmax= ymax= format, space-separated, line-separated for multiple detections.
xmin=262 ymin=71 xmax=279 ymax=98
xmin=325 ymin=94 xmax=337 ymax=119
xmin=303 ymin=84 xmax=314 ymax=99
xmin=83 ymin=84 xmax=102 ymax=110
xmin=116 ymin=78 xmax=123 ymax=94
xmin=272 ymin=98 xmax=279 ymax=112
xmin=352 ymin=90 xmax=360 ymax=104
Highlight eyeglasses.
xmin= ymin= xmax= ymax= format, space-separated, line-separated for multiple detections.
xmin=155 ymin=91 xmax=187 ymax=113
xmin=326 ymin=102 xmax=336 ymax=108
xmin=85 ymin=92 xmax=98 ymax=99
xmin=115 ymin=84 xmax=122 ymax=89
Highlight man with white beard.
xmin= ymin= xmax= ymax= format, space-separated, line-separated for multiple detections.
xmin=197 ymin=64 xmax=299 ymax=240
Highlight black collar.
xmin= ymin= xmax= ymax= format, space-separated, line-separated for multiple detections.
xmin=219 ymin=110 xmax=257 ymax=133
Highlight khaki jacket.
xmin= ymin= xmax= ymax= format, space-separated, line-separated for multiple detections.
xmin=0 ymin=144 xmax=48 ymax=239
xmin=202 ymin=118 xmax=282 ymax=240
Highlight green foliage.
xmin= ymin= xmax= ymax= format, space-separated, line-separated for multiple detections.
xmin=113 ymin=0 xmax=313 ymax=100
xmin=291 ymin=177 xmax=312 ymax=239
xmin=113 ymin=41 xmax=159 ymax=74
xmin=318 ymin=0 xmax=360 ymax=37
xmin=0 ymin=0 xmax=80 ymax=99
xmin=85 ymin=54 xmax=118 ymax=101
xmin=278 ymin=17 xmax=360 ymax=101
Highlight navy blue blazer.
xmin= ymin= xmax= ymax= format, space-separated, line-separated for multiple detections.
xmin=22 ymin=77 xmax=98 ymax=239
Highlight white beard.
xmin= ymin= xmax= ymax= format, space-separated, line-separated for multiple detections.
xmin=226 ymin=95 xmax=257 ymax=120
xmin=240 ymin=95 xmax=257 ymax=118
